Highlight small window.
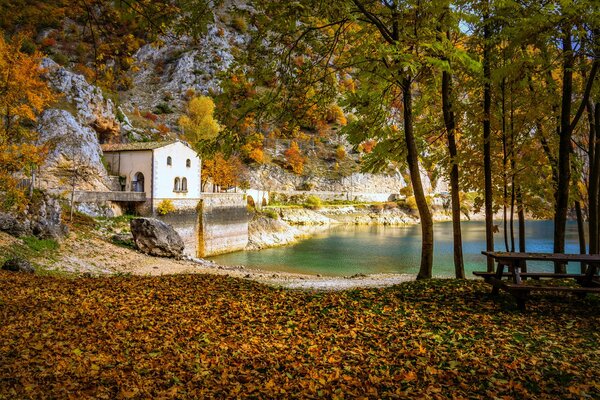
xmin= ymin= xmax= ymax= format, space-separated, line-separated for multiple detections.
xmin=167 ymin=156 xmax=172 ymax=166
xmin=181 ymin=177 xmax=188 ymax=192
xmin=173 ymin=177 xmax=180 ymax=192
xmin=186 ymin=159 xmax=191 ymax=168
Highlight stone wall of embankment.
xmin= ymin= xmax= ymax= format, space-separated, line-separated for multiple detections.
xmin=197 ymin=194 xmax=250 ymax=257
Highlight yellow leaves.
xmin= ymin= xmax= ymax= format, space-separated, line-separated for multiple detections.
xmin=179 ymin=96 xmax=221 ymax=143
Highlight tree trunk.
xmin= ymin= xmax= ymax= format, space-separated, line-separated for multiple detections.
xmin=402 ymin=77 xmax=434 ymax=280
xmin=588 ymin=102 xmax=600 ymax=255
xmin=442 ymin=65 xmax=465 ymax=279
xmin=501 ymin=78 xmax=509 ymax=252
xmin=575 ymin=200 xmax=587 ymax=273
xmin=516 ymin=186 xmax=526 ymax=272
xmin=483 ymin=8 xmax=494 ymax=270
xmin=509 ymin=86 xmax=516 ymax=252
xmin=553 ymin=26 xmax=573 ymax=273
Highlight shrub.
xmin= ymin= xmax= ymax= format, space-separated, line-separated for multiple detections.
xmin=157 ymin=124 xmax=170 ymax=136
xmin=406 ymin=196 xmax=418 ymax=210
xmin=157 ymin=199 xmax=176 ymax=215
xmin=232 ymin=16 xmax=248 ymax=32
xmin=370 ymin=203 xmax=384 ymax=212
xmin=20 ymin=38 xmax=37 ymax=55
xmin=51 ymin=52 xmax=69 ymax=66
xmin=304 ymin=195 xmax=322 ymax=210
xmin=154 ymin=102 xmax=173 ymax=115
xmin=143 ymin=111 xmax=158 ymax=122
xmin=399 ymin=186 xmax=413 ymax=198
xmin=263 ymin=209 xmax=279 ymax=220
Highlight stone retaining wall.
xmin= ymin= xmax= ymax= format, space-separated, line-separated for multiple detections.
xmin=158 ymin=208 xmax=199 ymax=257
xmin=198 ymin=194 xmax=249 ymax=257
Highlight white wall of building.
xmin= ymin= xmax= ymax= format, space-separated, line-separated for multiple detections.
xmin=152 ymin=141 xmax=201 ymax=200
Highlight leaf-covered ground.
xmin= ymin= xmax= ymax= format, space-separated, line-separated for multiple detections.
xmin=1 ymin=272 xmax=599 ymax=399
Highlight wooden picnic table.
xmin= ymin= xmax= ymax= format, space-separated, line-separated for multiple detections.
xmin=474 ymin=251 xmax=600 ymax=310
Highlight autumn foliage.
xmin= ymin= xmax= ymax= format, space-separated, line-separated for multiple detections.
xmin=202 ymin=152 xmax=243 ymax=190
xmin=179 ymin=96 xmax=221 ymax=146
xmin=0 ymin=33 xmax=54 ymax=210
xmin=284 ymin=141 xmax=305 ymax=175
xmin=1 ymin=273 xmax=600 ymax=398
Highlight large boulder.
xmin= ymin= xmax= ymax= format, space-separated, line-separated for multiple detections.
xmin=2 ymin=258 xmax=35 ymax=274
xmin=130 ymin=218 xmax=184 ymax=258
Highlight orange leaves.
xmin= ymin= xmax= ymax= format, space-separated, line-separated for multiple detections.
xmin=0 ymin=34 xmax=54 ymax=210
xmin=202 ymin=152 xmax=244 ymax=189
xmin=0 ymin=33 xmax=55 ymax=138
xmin=284 ymin=141 xmax=306 ymax=175
xmin=1 ymin=274 xmax=600 ymax=399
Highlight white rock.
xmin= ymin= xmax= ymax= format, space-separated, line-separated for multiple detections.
xmin=41 ymin=58 xmax=119 ymax=127
xmin=37 ymin=109 xmax=110 ymax=191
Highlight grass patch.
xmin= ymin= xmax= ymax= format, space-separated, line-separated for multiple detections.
xmin=22 ymin=236 xmax=59 ymax=252
xmin=1 ymin=275 xmax=599 ymax=398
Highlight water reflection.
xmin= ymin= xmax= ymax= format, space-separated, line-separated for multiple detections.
xmin=209 ymin=220 xmax=584 ymax=277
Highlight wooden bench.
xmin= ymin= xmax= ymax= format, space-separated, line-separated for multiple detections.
xmin=474 ymin=251 xmax=600 ymax=310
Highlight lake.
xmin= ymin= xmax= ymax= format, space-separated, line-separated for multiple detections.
xmin=209 ymin=220 xmax=585 ymax=277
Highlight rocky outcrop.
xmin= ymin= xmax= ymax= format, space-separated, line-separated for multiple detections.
xmin=275 ymin=207 xmax=337 ymax=226
xmin=125 ymin=23 xmax=245 ymax=112
xmin=0 ymin=213 xmax=31 ymax=237
xmin=246 ymin=214 xmax=329 ymax=251
xmin=0 ymin=194 xmax=67 ymax=239
xmin=130 ymin=218 xmax=184 ymax=258
xmin=37 ymin=109 xmax=110 ymax=192
xmin=247 ymin=164 xmax=407 ymax=194
xmin=322 ymin=206 xmax=416 ymax=225
xmin=2 ymin=258 xmax=35 ymax=274
xmin=42 ymin=58 xmax=120 ymax=142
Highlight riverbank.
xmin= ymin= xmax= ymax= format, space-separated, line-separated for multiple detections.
xmin=0 ymin=230 xmax=415 ymax=290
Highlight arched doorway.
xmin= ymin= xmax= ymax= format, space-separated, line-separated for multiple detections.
xmin=132 ymin=172 xmax=145 ymax=192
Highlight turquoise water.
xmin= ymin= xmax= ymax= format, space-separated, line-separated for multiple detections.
xmin=209 ymin=220 xmax=585 ymax=277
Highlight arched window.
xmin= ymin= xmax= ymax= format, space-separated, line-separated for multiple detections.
xmin=186 ymin=159 xmax=191 ymax=168
xmin=181 ymin=177 xmax=188 ymax=192
xmin=167 ymin=156 xmax=172 ymax=166
xmin=173 ymin=177 xmax=180 ymax=192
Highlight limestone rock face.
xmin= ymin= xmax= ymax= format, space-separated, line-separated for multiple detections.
xmin=130 ymin=218 xmax=184 ymax=258
xmin=124 ymin=23 xmax=245 ymax=112
xmin=247 ymin=164 xmax=407 ymax=194
xmin=37 ymin=109 xmax=110 ymax=192
xmin=2 ymin=258 xmax=35 ymax=274
xmin=41 ymin=58 xmax=120 ymax=142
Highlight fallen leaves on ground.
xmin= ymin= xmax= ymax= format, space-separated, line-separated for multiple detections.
xmin=1 ymin=272 xmax=599 ymax=399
